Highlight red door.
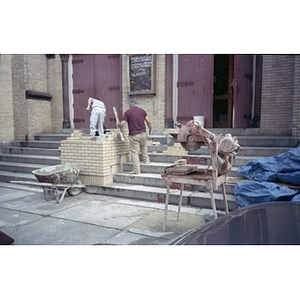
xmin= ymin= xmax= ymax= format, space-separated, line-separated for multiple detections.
xmin=177 ymin=54 xmax=213 ymax=127
xmin=72 ymin=54 xmax=122 ymax=130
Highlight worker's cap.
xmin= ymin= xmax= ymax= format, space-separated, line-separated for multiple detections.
xmin=129 ymin=97 xmax=138 ymax=106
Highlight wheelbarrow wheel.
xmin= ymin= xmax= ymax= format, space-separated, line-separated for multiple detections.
xmin=67 ymin=180 xmax=82 ymax=196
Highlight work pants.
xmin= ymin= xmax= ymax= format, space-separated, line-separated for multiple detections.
xmin=90 ymin=107 xmax=106 ymax=135
xmin=129 ymin=132 xmax=150 ymax=173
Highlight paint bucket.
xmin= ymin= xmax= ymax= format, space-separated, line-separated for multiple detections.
xmin=194 ymin=116 xmax=205 ymax=127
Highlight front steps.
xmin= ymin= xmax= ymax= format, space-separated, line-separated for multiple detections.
xmin=86 ymin=130 xmax=299 ymax=211
xmin=0 ymin=131 xmax=298 ymax=213
xmin=86 ymin=149 xmax=298 ymax=212
xmin=0 ymin=133 xmax=69 ymax=183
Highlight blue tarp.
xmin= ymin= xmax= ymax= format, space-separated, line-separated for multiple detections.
xmin=235 ymin=147 xmax=300 ymax=206
xmin=234 ymin=181 xmax=299 ymax=207
xmin=237 ymin=146 xmax=300 ymax=185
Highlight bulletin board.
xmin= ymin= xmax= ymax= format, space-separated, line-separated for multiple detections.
xmin=128 ymin=54 xmax=155 ymax=94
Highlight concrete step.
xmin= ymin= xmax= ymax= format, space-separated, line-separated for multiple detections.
xmin=0 ymin=170 xmax=37 ymax=183
xmin=1 ymin=146 xmax=60 ymax=156
xmin=187 ymin=145 xmax=295 ymax=157
xmin=148 ymin=145 xmax=168 ymax=153
xmin=0 ymin=161 xmax=50 ymax=173
xmin=122 ymin=161 xmax=239 ymax=177
xmin=164 ymin=129 xmax=299 ymax=148
xmin=114 ymin=172 xmax=168 ymax=188
xmin=232 ymin=146 xmax=294 ymax=157
xmin=149 ymin=134 xmax=172 ymax=145
xmin=10 ymin=141 xmax=61 ymax=149
xmin=147 ymin=153 xmax=183 ymax=164
xmin=0 ymin=131 xmax=296 ymax=214
xmin=147 ymin=147 xmax=297 ymax=169
xmin=236 ymin=136 xmax=299 ymax=148
xmin=86 ymin=182 xmax=238 ymax=211
xmin=0 ymin=153 xmax=61 ymax=165
xmin=0 ymin=181 xmax=42 ymax=193
xmin=0 ymin=134 xmax=65 ymax=185
xmin=185 ymin=153 xmax=288 ymax=167
xmin=147 ymin=153 xmax=231 ymax=166
xmin=34 ymin=133 xmax=70 ymax=142
xmin=113 ymin=172 xmax=239 ymax=194
xmin=147 ymin=144 xmax=293 ymax=156
xmin=123 ymin=162 xmax=172 ymax=174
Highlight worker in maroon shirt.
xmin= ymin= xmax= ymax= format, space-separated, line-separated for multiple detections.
xmin=117 ymin=98 xmax=152 ymax=174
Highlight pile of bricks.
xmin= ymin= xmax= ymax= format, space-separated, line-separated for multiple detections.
xmin=60 ymin=130 xmax=130 ymax=186
xmin=163 ymin=143 xmax=187 ymax=156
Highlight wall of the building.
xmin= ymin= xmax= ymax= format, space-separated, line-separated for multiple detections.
xmin=292 ymin=55 xmax=300 ymax=137
xmin=48 ymin=56 xmax=65 ymax=133
xmin=121 ymin=54 xmax=166 ymax=134
xmin=260 ymin=55 xmax=297 ymax=136
xmin=24 ymin=55 xmax=52 ymax=140
xmin=2 ymin=54 xmax=300 ymax=143
xmin=0 ymin=55 xmax=14 ymax=142
xmin=0 ymin=54 xmax=63 ymax=143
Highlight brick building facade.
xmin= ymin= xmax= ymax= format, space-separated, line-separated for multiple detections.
xmin=1 ymin=54 xmax=300 ymax=144
xmin=0 ymin=54 xmax=63 ymax=143
xmin=260 ymin=55 xmax=300 ymax=136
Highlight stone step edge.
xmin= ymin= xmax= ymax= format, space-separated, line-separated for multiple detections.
xmin=85 ymin=182 xmax=238 ymax=211
xmin=1 ymin=146 xmax=60 ymax=151
xmin=121 ymin=163 xmax=241 ymax=176
xmin=0 ymin=153 xmax=61 ymax=160
xmin=0 ymin=161 xmax=52 ymax=169
xmin=0 ymin=181 xmax=43 ymax=193
xmin=0 ymin=170 xmax=37 ymax=180
xmin=0 ymin=161 xmax=61 ymax=177
xmin=114 ymin=172 xmax=244 ymax=182
xmin=113 ymin=173 xmax=240 ymax=195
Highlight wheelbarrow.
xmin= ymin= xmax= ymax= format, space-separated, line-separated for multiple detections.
xmin=11 ymin=164 xmax=85 ymax=203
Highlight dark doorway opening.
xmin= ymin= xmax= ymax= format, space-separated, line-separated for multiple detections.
xmin=213 ymin=55 xmax=233 ymax=128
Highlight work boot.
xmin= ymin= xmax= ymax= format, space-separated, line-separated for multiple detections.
xmin=129 ymin=170 xmax=140 ymax=174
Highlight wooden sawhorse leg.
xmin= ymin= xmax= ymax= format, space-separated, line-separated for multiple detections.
xmin=208 ymin=180 xmax=218 ymax=219
xmin=163 ymin=185 xmax=170 ymax=232
xmin=221 ymin=183 xmax=229 ymax=213
xmin=177 ymin=183 xmax=184 ymax=221
xmin=163 ymin=183 xmax=184 ymax=232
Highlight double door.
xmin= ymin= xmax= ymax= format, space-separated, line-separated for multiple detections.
xmin=176 ymin=54 xmax=254 ymax=128
xmin=71 ymin=54 xmax=122 ymax=130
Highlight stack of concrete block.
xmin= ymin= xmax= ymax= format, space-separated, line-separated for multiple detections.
xmin=60 ymin=129 xmax=130 ymax=186
xmin=163 ymin=142 xmax=187 ymax=156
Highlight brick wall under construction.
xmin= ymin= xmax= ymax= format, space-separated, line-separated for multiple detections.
xmin=59 ymin=130 xmax=130 ymax=185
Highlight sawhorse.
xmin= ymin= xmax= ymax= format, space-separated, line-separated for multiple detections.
xmin=161 ymin=171 xmax=229 ymax=232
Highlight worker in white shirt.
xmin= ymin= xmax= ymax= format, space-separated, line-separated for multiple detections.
xmin=86 ymin=97 xmax=106 ymax=136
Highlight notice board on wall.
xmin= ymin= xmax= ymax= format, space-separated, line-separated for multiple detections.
xmin=128 ymin=54 xmax=154 ymax=94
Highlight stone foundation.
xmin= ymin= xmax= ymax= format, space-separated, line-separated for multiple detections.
xmin=60 ymin=130 xmax=130 ymax=185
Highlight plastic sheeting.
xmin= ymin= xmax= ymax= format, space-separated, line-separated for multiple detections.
xmin=235 ymin=147 xmax=300 ymax=206
xmin=234 ymin=181 xmax=299 ymax=206
xmin=237 ymin=147 xmax=300 ymax=185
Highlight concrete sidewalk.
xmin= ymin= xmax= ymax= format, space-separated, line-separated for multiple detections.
xmin=0 ymin=183 xmax=220 ymax=245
